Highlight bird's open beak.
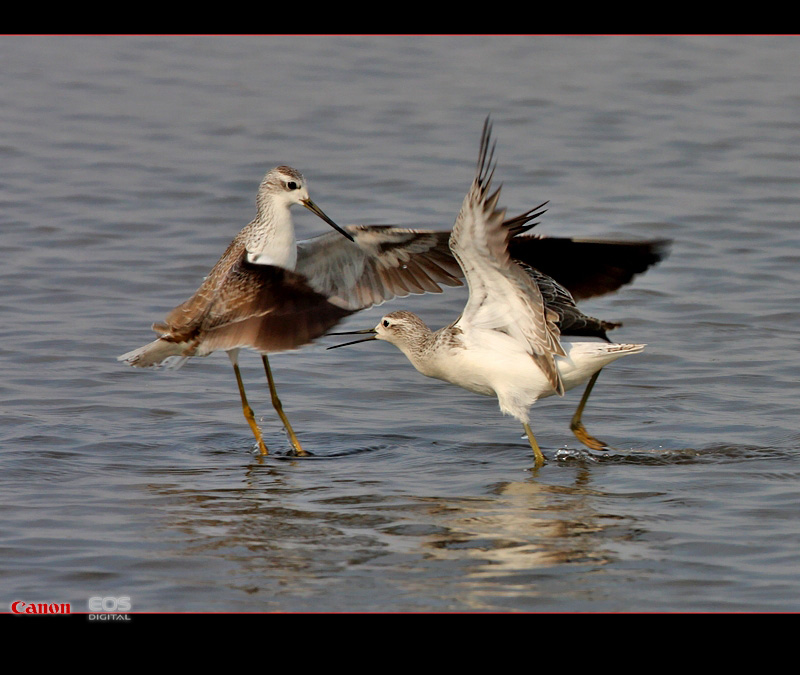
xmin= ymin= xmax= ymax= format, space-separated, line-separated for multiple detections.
xmin=302 ymin=198 xmax=354 ymax=242
xmin=326 ymin=328 xmax=377 ymax=349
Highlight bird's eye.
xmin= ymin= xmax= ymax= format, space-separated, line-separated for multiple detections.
xmin=382 ymin=319 xmax=390 ymax=327
xmin=286 ymin=181 xmax=299 ymax=190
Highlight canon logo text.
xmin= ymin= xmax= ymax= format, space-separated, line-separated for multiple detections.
xmin=11 ymin=601 xmax=71 ymax=614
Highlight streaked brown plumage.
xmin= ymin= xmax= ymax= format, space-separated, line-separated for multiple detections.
xmin=150 ymin=243 xmax=355 ymax=360
xmin=119 ymin=166 xmax=356 ymax=457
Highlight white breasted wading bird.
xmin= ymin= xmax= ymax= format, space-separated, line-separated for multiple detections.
xmin=329 ymin=120 xmax=649 ymax=465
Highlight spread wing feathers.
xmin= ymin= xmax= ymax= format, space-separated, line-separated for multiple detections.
xmin=295 ymin=207 xmax=667 ymax=312
xmin=294 ymin=201 xmax=550 ymax=312
xmin=295 ymin=226 xmax=463 ymax=311
xmin=509 ymin=235 xmax=671 ymax=301
xmin=449 ymin=118 xmax=566 ymax=396
xmin=152 ymin=247 xmax=354 ymax=356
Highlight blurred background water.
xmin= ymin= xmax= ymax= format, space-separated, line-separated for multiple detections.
xmin=1 ymin=35 xmax=799 ymax=612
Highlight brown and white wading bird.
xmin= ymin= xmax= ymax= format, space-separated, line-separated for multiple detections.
xmin=329 ymin=120 xmax=659 ymax=465
xmin=119 ymin=154 xmax=667 ymax=457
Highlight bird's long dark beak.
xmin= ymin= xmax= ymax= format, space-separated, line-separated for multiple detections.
xmin=326 ymin=328 xmax=377 ymax=349
xmin=302 ymin=198 xmax=354 ymax=242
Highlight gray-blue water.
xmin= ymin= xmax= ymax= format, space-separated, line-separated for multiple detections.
xmin=2 ymin=35 xmax=799 ymax=613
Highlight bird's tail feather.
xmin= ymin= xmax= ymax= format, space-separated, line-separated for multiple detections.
xmin=117 ymin=339 xmax=190 ymax=369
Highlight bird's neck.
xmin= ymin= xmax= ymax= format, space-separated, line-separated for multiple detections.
xmin=245 ymin=198 xmax=297 ymax=270
xmin=394 ymin=327 xmax=438 ymax=376
xmin=410 ymin=323 xmax=465 ymax=381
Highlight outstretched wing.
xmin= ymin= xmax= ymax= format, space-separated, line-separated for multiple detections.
xmin=295 ymin=201 xmax=550 ymax=312
xmin=448 ymin=118 xmax=566 ymax=395
xmin=295 ymin=226 xmax=463 ymax=311
xmin=296 ymin=208 xmax=668 ymax=313
xmin=510 ymin=235 xmax=671 ymax=301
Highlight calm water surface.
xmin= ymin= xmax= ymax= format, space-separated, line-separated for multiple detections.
xmin=1 ymin=36 xmax=799 ymax=612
